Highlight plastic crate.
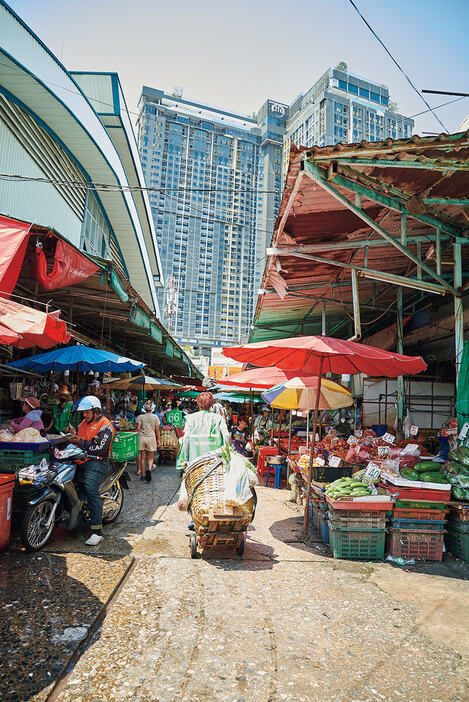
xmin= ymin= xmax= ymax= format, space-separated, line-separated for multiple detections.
xmin=448 ymin=506 xmax=469 ymax=521
xmin=329 ymin=525 xmax=386 ymax=560
xmin=307 ymin=499 xmax=314 ymax=521
xmin=318 ymin=511 xmax=329 ymax=544
xmin=445 ymin=528 xmax=469 ymax=561
xmin=312 ymin=464 xmax=354 ymax=483
xmin=0 ymin=449 xmax=50 ymax=469
xmin=312 ymin=503 xmax=321 ymax=530
xmin=395 ymin=499 xmax=449 ymax=512
xmin=388 ymin=529 xmax=445 ymax=562
xmin=329 ymin=513 xmax=387 ymax=530
xmin=391 ymin=517 xmax=446 ymax=531
xmin=393 ymin=506 xmax=448 ymax=521
xmin=383 ymin=484 xmax=451 ymax=502
xmin=447 ymin=518 xmax=469 ymax=533
xmin=110 ymin=431 xmax=139 ymax=461
xmin=328 ymin=505 xmax=388 ymax=521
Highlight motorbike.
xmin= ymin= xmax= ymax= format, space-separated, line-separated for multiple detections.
xmin=20 ymin=453 xmax=130 ymax=551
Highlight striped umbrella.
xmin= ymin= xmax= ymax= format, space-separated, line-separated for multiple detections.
xmin=262 ymin=376 xmax=353 ymax=411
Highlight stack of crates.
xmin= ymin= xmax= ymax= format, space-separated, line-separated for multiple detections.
xmin=389 ymin=500 xmax=448 ymax=562
xmin=328 ymin=507 xmax=387 ymax=560
xmin=445 ymin=505 xmax=469 ymax=561
xmin=308 ymin=490 xmax=329 ymax=543
xmin=0 ymin=446 xmax=50 ymax=521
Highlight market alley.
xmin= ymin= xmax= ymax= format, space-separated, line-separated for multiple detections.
xmin=1 ymin=461 xmax=468 ymax=702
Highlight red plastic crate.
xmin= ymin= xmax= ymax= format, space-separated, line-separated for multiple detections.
xmin=388 ymin=528 xmax=445 ymax=562
xmin=381 ymin=483 xmax=451 ymax=502
xmin=393 ymin=507 xmax=448 ymax=521
xmin=449 ymin=506 xmax=469 ymax=521
xmin=326 ymin=495 xmax=391 ymax=511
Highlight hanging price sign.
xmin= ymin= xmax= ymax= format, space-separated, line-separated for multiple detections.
xmin=364 ymin=461 xmax=381 ymax=482
xmin=347 ymin=435 xmax=358 ymax=445
xmin=328 ymin=455 xmax=341 ymax=467
xmin=377 ymin=446 xmax=389 ymax=457
xmin=382 ymin=432 xmax=395 ymax=444
xmin=315 ymin=456 xmax=325 ymax=466
xmin=410 ymin=425 xmax=419 ymax=436
xmin=458 ymin=422 xmax=469 ymax=440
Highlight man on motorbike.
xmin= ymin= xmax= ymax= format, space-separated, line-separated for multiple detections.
xmin=69 ymin=396 xmax=115 ymax=546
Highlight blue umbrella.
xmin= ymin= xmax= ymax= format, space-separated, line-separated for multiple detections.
xmin=6 ymin=344 xmax=144 ymax=373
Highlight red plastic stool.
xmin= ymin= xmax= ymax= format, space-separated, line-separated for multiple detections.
xmin=257 ymin=447 xmax=278 ymax=481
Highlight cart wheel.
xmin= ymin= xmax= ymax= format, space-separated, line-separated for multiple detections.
xmin=190 ymin=533 xmax=198 ymax=559
xmin=236 ymin=538 xmax=245 ymax=556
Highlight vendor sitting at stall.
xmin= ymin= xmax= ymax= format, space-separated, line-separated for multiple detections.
xmin=254 ymin=406 xmax=272 ymax=443
xmin=9 ymin=395 xmax=45 ymax=434
xmin=46 ymin=386 xmax=73 ymax=434
xmin=69 ymin=396 xmax=115 ymax=546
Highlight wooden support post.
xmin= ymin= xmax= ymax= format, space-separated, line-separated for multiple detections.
xmin=436 ymin=229 xmax=441 ymax=276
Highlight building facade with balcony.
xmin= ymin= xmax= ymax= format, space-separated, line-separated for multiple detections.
xmin=138 ymin=87 xmax=286 ymax=354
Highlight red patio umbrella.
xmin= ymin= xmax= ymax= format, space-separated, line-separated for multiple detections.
xmin=218 ymin=366 xmax=318 ymax=390
xmin=223 ymin=335 xmax=426 ymax=532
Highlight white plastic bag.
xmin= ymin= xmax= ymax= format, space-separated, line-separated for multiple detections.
xmin=224 ymin=451 xmax=257 ymax=506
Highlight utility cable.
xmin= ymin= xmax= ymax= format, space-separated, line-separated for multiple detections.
xmin=347 ymin=0 xmax=449 ymax=133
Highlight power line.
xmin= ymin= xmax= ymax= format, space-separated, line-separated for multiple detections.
xmin=347 ymin=0 xmax=450 ymax=133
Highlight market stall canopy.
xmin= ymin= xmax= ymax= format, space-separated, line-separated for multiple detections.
xmin=0 ymin=215 xmax=31 ymax=298
xmin=177 ymin=390 xmax=201 ymax=399
xmin=0 ymin=297 xmax=70 ymax=349
xmin=103 ymin=375 xmax=183 ymax=391
xmin=7 ymin=344 xmax=144 ymax=372
xmin=213 ymin=392 xmax=263 ymax=403
xmin=223 ymin=335 xmax=426 ymax=377
xmin=218 ymin=366 xmax=327 ymax=390
xmin=0 ymin=323 xmax=21 ymax=345
xmin=262 ymin=376 xmax=353 ymax=411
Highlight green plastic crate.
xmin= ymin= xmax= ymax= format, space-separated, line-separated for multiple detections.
xmin=0 ymin=449 xmax=49 ymax=469
xmin=329 ymin=525 xmax=386 ymax=560
xmin=394 ymin=499 xmax=447 ymax=516
xmin=110 ymin=431 xmax=138 ymax=461
xmin=445 ymin=528 xmax=469 ymax=561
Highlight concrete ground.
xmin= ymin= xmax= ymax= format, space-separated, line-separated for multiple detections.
xmin=1 ymin=461 xmax=469 ymax=702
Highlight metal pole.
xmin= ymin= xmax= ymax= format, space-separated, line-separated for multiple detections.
xmin=454 ymin=242 xmax=463 ymax=384
xmin=397 ymin=288 xmax=404 ymax=432
xmin=321 ymin=301 xmax=327 ymax=336
xmin=303 ymin=356 xmax=324 ymax=534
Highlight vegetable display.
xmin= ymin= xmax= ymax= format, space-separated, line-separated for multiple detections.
xmin=443 ymin=446 xmax=469 ymax=500
xmin=325 ymin=476 xmax=373 ymax=500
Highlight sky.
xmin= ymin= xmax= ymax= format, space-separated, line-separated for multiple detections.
xmin=7 ymin=0 xmax=469 ymax=135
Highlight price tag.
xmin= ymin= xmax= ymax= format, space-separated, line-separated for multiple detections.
xmin=402 ymin=443 xmax=419 ymax=455
xmin=458 ymin=422 xmax=469 ymax=440
xmin=328 ymin=455 xmax=341 ymax=467
xmin=347 ymin=435 xmax=358 ymax=445
xmin=410 ymin=425 xmax=418 ymax=436
xmin=315 ymin=456 xmax=325 ymax=466
xmin=382 ymin=432 xmax=395 ymax=444
xmin=364 ymin=461 xmax=381 ymax=482
xmin=355 ymin=430 xmax=363 ymax=438
xmin=377 ymin=445 xmax=389 ymax=457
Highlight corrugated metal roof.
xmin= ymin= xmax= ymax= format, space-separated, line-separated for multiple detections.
xmin=251 ymin=134 xmax=469 ymax=345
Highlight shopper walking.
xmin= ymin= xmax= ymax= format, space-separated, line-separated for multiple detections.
xmin=136 ymin=400 xmax=161 ymax=482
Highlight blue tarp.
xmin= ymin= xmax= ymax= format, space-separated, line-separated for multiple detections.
xmin=7 ymin=344 xmax=145 ymax=373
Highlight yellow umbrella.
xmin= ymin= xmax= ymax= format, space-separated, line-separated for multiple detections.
xmin=262 ymin=376 xmax=353 ymax=411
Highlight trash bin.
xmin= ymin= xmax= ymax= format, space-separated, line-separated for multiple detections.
xmin=0 ymin=474 xmax=15 ymax=551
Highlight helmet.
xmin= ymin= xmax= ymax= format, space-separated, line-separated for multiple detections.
xmin=76 ymin=395 xmax=102 ymax=412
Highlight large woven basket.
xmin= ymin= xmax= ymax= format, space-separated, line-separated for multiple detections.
xmin=185 ymin=452 xmax=253 ymax=532
xmin=159 ymin=427 xmax=179 ymax=451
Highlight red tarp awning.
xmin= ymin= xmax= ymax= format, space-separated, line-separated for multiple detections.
xmin=0 ymin=297 xmax=70 ymax=349
xmin=0 ymin=215 xmax=31 ymax=298
xmin=33 ymin=239 xmax=100 ymax=290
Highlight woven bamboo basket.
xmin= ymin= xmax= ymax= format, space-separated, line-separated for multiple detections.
xmin=159 ymin=427 xmax=179 ymax=451
xmin=185 ymin=452 xmax=254 ymax=533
